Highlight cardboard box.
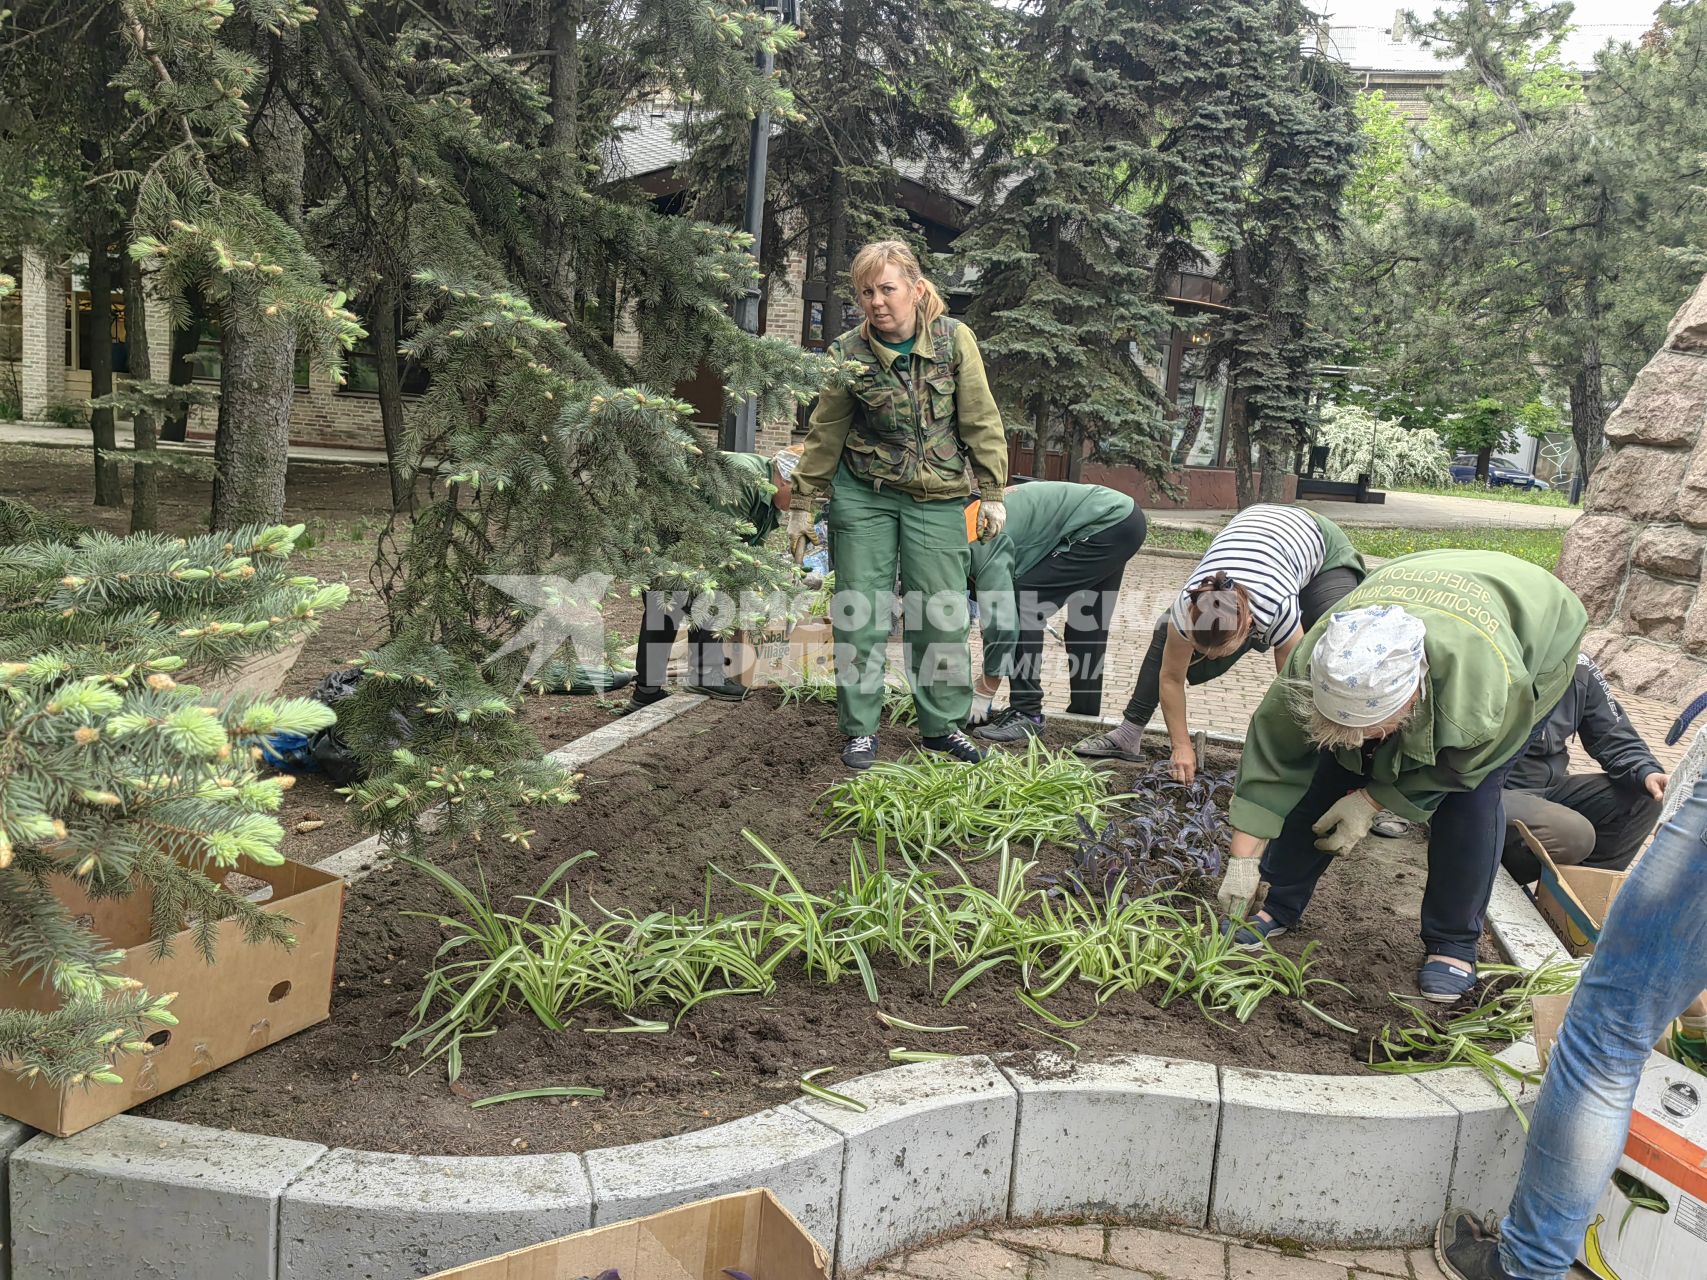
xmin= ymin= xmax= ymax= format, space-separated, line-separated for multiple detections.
xmin=423 ymin=1189 xmax=831 ymax=1280
xmin=1517 ymin=821 xmax=1627 ymax=957
xmin=1577 ymin=1051 xmax=1707 ymax=1280
xmin=730 ymin=619 xmax=835 ymax=689
xmin=0 ymin=856 xmax=344 ymax=1136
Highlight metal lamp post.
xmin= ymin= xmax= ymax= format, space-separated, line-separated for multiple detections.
xmin=725 ymin=0 xmax=802 ymax=453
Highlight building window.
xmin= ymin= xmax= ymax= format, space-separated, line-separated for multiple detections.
xmin=62 ymin=266 xmax=129 ymax=374
xmin=339 ymin=303 xmax=430 ymax=397
xmin=1170 ymin=367 xmax=1228 ymax=469
xmin=189 ymin=308 xmax=311 ymax=389
xmin=1 ymin=257 xmax=21 ymax=366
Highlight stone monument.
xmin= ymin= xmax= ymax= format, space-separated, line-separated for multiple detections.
xmin=1557 ymin=275 xmax=1707 ymax=703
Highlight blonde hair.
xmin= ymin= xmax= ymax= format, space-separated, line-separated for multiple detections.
xmin=849 ymin=240 xmax=948 ymax=338
xmin=1282 ymin=676 xmax=1420 ymax=751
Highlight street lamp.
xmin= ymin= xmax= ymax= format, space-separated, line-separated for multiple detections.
xmin=726 ymin=0 xmax=803 ymax=453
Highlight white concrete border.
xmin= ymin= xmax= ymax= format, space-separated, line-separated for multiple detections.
xmin=3 ymin=695 xmax=1571 ymax=1274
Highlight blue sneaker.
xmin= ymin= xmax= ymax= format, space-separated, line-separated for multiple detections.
xmin=1419 ymin=959 xmax=1478 ymax=1003
xmin=1220 ymin=913 xmax=1288 ymax=951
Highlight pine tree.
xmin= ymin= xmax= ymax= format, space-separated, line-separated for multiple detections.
xmin=1149 ymin=0 xmax=1359 ymax=505
xmin=957 ymin=0 xmax=1173 ymax=479
xmin=0 ymin=521 xmax=342 ymax=1087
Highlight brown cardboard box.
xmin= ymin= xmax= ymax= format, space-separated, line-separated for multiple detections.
xmin=1517 ymin=821 xmax=1627 ymax=957
xmin=730 ymin=619 xmax=835 ymax=689
xmin=0 ymin=856 xmax=344 ymax=1136
xmin=423 ymin=1189 xmax=831 ymax=1280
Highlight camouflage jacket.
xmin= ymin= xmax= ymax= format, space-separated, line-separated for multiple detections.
xmin=793 ymin=314 xmax=1009 ymax=504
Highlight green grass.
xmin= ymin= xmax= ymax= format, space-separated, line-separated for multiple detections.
xmin=1147 ymin=522 xmax=1564 ymax=569
xmin=1391 ymin=481 xmax=1574 ymax=508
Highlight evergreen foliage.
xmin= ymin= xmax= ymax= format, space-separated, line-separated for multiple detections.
xmin=958 ymin=0 xmax=1173 ymax=477
xmin=0 ymin=519 xmax=342 ymax=1087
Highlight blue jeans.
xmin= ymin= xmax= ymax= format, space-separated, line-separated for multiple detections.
xmin=1498 ymin=785 xmax=1707 ymax=1279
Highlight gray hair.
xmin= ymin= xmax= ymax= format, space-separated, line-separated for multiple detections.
xmin=1283 ymin=675 xmax=1418 ymax=751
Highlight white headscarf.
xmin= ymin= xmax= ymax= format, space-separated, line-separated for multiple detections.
xmin=1310 ymin=605 xmax=1429 ymax=729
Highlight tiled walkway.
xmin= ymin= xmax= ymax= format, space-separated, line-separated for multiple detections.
xmin=873 ymin=1223 xmax=1595 ymax=1280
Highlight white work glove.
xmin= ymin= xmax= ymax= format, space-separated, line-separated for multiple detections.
xmin=1217 ymin=856 xmax=1262 ymax=918
xmin=968 ymin=690 xmax=995 ymax=725
xmin=787 ymin=507 xmax=818 ymax=563
xmin=1312 ymin=790 xmax=1380 ymax=856
xmin=977 ymin=500 xmax=1006 ymax=542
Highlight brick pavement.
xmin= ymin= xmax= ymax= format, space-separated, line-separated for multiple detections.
xmin=872 ymin=1223 xmax=1596 ymax=1280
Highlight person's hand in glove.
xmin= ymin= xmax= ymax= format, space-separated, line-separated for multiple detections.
xmin=1312 ymin=789 xmax=1380 ymax=855
xmin=968 ymin=673 xmax=1002 ymax=727
xmin=977 ymin=500 xmax=1006 ymax=542
xmin=787 ymin=507 xmax=818 ymax=563
xmin=1217 ymin=856 xmax=1262 ymax=918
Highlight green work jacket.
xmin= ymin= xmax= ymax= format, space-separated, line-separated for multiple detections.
xmin=793 ymin=313 xmax=1008 ymax=505
xmin=1230 ymin=550 xmax=1588 ymax=837
xmin=720 ymin=452 xmax=781 ymax=546
xmin=969 ymin=482 xmax=1136 ymax=678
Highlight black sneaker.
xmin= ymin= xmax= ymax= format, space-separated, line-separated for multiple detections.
xmin=922 ymin=730 xmax=984 ymax=763
xmin=974 ymin=708 xmax=1043 ymax=742
xmin=685 ymin=678 xmax=750 ymax=702
xmin=842 ymin=734 xmax=879 ymax=770
xmin=1436 ymin=1211 xmax=1515 ymax=1280
xmin=623 ymin=685 xmax=670 ymax=715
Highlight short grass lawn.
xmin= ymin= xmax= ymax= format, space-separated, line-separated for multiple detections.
xmin=1391 ymin=481 xmax=1575 ymax=508
xmin=1146 ymin=522 xmax=1565 ymax=569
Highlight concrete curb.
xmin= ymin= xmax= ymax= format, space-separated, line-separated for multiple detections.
xmin=585 ymin=1104 xmax=842 ymax=1245
xmin=276 ymin=1148 xmax=593 ymax=1280
xmin=0 ymin=1120 xmax=30 ymax=1280
xmin=2 ymin=699 xmax=1572 ymax=1272
xmin=792 ymin=1056 xmax=1018 ymax=1274
xmin=1211 ymin=1068 xmax=1460 ymax=1246
xmin=1000 ymin=1053 xmax=1218 ymax=1225
xmin=6 ymin=1115 xmax=326 ymax=1280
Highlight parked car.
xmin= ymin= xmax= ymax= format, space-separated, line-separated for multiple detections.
xmin=1448 ymin=454 xmax=1551 ymax=490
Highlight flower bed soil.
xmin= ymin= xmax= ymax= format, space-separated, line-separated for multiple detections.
xmin=143 ymin=691 xmax=1494 ymax=1157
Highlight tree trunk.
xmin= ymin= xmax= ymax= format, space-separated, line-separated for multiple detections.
xmin=1569 ymin=358 xmax=1607 ymax=480
xmin=369 ymin=276 xmax=412 ymax=511
xmin=1227 ymin=387 xmax=1255 ymax=509
xmin=161 ymin=287 xmax=204 ymax=443
xmin=824 ymin=167 xmax=849 ymax=342
xmin=1475 ymin=445 xmax=1493 ymax=482
xmin=122 ymin=255 xmax=159 ymax=533
xmin=541 ymin=0 xmax=582 ymax=313
xmin=1171 ymin=405 xmax=1204 ymax=469
xmin=87 ymin=236 xmax=123 ymax=507
xmin=1256 ymin=434 xmax=1289 ymax=503
xmin=211 ymin=34 xmax=305 ymax=530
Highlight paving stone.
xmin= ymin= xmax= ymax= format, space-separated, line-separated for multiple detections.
xmin=1227 ymin=1246 xmax=1353 ymax=1279
xmin=276 ymin=1148 xmax=592 ymax=1280
xmin=1107 ymin=1225 xmax=1228 ymax=1279
xmin=1308 ymin=1246 xmax=1412 ymax=1275
xmin=1211 ymin=1068 xmax=1459 ymax=1247
xmin=1028 ymin=1253 xmax=1156 ymax=1280
xmin=1002 ymin=1054 xmax=1218 ymax=1225
xmin=897 ymin=1235 xmax=1029 ymax=1278
xmin=993 ymin=1224 xmax=1108 ymax=1262
xmin=1 ymin=1119 xmax=33 ymax=1280
xmin=8 ymin=1115 xmax=325 ymax=1280
xmin=584 ymin=1103 xmax=841 ymax=1247
xmin=791 ymin=1056 xmax=1017 ymax=1274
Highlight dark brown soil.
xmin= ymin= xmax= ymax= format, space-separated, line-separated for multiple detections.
xmin=145 ymin=691 xmax=1493 ymax=1157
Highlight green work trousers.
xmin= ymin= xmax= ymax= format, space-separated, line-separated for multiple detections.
xmin=827 ymin=464 xmax=972 ymax=738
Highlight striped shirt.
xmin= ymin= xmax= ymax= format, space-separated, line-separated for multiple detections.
xmin=1168 ymin=505 xmax=1328 ymax=651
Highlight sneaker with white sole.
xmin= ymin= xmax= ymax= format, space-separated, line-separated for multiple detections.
xmin=922 ymin=730 xmax=983 ymax=763
xmin=842 ymin=734 xmax=878 ymax=770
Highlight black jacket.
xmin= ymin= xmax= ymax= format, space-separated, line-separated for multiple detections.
xmin=1506 ymin=654 xmax=1663 ymax=793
